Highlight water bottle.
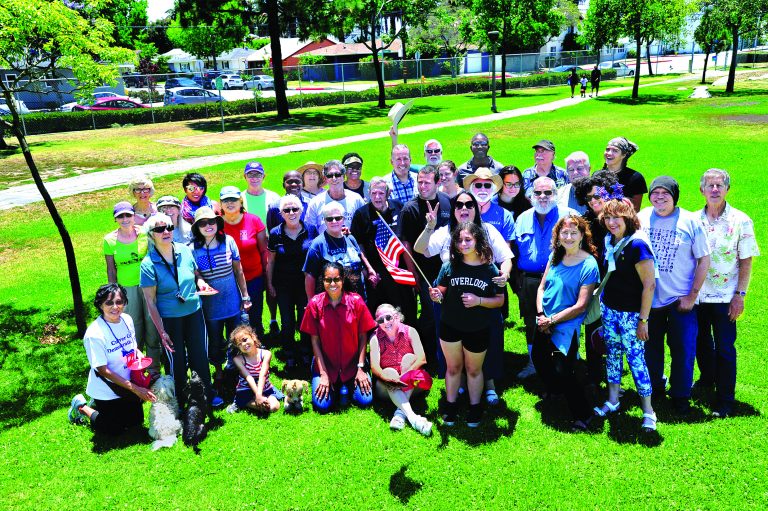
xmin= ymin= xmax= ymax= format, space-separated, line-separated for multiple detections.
xmin=239 ymin=310 xmax=250 ymax=326
xmin=338 ymin=383 xmax=350 ymax=407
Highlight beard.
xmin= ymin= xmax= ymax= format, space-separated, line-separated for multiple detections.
xmin=533 ymin=201 xmax=555 ymax=215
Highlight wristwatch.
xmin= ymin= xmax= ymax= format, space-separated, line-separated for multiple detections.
xmin=734 ymin=290 xmax=747 ymax=297
xmin=639 ymin=318 xmax=649 ymax=324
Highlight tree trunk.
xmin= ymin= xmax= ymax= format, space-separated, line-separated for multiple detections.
xmin=10 ymin=121 xmax=86 ymax=336
xmin=726 ymin=26 xmax=739 ymax=93
xmin=632 ymin=38 xmax=642 ymax=99
xmin=0 ymin=130 xmax=7 ymax=150
xmin=266 ymin=0 xmax=290 ymax=119
xmin=370 ymin=28 xmax=387 ymax=108
xmin=646 ymin=42 xmax=654 ymax=76
xmin=701 ymin=50 xmax=710 ymax=84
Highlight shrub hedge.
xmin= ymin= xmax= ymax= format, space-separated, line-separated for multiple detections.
xmin=7 ymin=70 xmax=616 ymax=136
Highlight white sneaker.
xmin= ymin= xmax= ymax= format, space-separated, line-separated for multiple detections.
xmin=68 ymin=394 xmax=87 ymax=424
xmin=517 ymin=362 xmax=537 ymax=379
xmin=389 ymin=409 xmax=407 ymax=431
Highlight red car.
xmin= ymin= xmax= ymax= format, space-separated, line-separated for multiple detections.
xmin=72 ymin=97 xmax=149 ymax=111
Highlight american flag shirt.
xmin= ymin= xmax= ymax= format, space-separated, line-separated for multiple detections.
xmin=192 ymin=236 xmax=240 ymax=281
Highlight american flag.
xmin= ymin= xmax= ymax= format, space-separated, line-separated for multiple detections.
xmin=374 ymin=219 xmax=416 ymax=286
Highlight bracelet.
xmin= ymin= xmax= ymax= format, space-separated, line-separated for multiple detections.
xmin=357 ymin=363 xmax=364 ymax=369
xmin=242 ymin=296 xmax=251 ymax=301
xmin=550 ymin=315 xmax=556 ymax=325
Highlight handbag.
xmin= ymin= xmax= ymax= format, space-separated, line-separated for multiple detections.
xmin=585 ymin=236 xmax=633 ymax=324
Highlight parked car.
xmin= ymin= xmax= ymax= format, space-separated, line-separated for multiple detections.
xmin=60 ymin=92 xmax=126 ymax=112
xmin=71 ymin=97 xmax=148 ymax=111
xmin=163 ymin=87 xmax=227 ymax=106
xmin=599 ymin=61 xmax=635 ymax=77
xmin=243 ymin=75 xmax=275 ymax=90
xmin=0 ymin=98 xmax=31 ymax=115
xmin=122 ymin=73 xmax=147 ymax=88
xmin=193 ymin=70 xmax=223 ymax=89
xmin=551 ymin=65 xmax=580 ymax=73
xmin=164 ymin=77 xmax=199 ymax=89
xmin=219 ymin=74 xmax=244 ymax=89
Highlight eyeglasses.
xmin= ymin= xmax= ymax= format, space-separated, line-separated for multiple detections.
xmin=323 ymin=277 xmax=342 ymax=284
xmin=471 ymin=141 xmax=489 ymax=147
xmin=104 ymin=299 xmax=125 ymax=306
xmin=325 ymin=172 xmax=343 ymax=179
xmin=455 ymin=201 xmax=475 ymax=210
xmin=532 ymin=190 xmax=554 ymax=197
xmin=116 ymin=213 xmax=133 ymax=219
xmin=325 ymin=215 xmax=344 ymax=222
xmin=345 ymin=165 xmax=362 ymax=171
xmin=133 ymin=187 xmax=151 ymax=194
xmin=151 ymin=225 xmax=175 ymax=233
xmin=376 ymin=314 xmax=394 ymax=324
xmin=221 ymin=197 xmax=240 ymax=204
xmin=282 ymin=207 xmax=300 ymax=214
xmin=425 ymin=148 xmax=441 ymax=154
xmin=185 ymin=185 xmax=204 ymax=192
xmin=472 ymin=182 xmax=493 ymax=189
xmin=503 ymin=182 xmax=522 ymax=189
xmin=585 ymin=194 xmax=601 ymax=202
xmin=284 ymin=179 xmax=302 ymax=185
xmin=196 ymin=218 xmax=217 ymax=227
xmin=246 ymin=172 xmax=264 ymax=179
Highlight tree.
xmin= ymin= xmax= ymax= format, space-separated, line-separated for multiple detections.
xmin=408 ymin=0 xmax=475 ymax=77
xmin=0 ymin=0 xmax=136 ymax=336
xmin=89 ymin=0 xmax=151 ymax=50
xmin=580 ymin=0 xmax=624 ymax=62
xmin=694 ymin=6 xmax=731 ymax=83
xmin=709 ymin=0 xmax=768 ymax=92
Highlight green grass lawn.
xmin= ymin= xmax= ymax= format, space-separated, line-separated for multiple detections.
xmin=1 ymin=79 xmax=767 ymax=510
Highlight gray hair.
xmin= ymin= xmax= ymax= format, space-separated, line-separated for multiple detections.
xmin=424 ymin=139 xmax=442 ymax=151
xmin=323 ymin=159 xmax=345 ymax=176
xmin=532 ymin=176 xmax=558 ymax=199
xmin=320 ymin=200 xmax=345 ymax=217
xmin=700 ymin=168 xmax=731 ymax=189
xmin=369 ymin=176 xmax=389 ymax=193
xmin=565 ymin=151 xmax=590 ymax=167
xmin=391 ymin=144 xmax=410 ymax=157
xmin=127 ymin=174 xmax=155 ymax=197
xmin=143 ymin=213 xmax=173 ymax=247
xmin=279 ymin=194 xmax=303 ymax=212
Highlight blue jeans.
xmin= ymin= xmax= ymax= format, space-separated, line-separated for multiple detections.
xmin=646 ymin=302 xmax=698 ymax=399
xmin=696 ymin=302 xmax=737 ymax=407
xmin=310 ymin=361 xmax=372 ymax=413
xmin=246 ymin=276 xmax=265 ymax=337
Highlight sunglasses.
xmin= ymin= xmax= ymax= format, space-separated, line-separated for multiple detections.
xmin=456 ymin=201 xmax=475 ymax=210
xmin=133 ymin=187 xmax=151 ymax=194
xmin=345 ymin=165 xmax=362 ymax=171
xmin=151 ymin=225 xmax=175 ymax=233
xmin=533 ymin=190 xmax=554 ymax=197
xmin=246 ymin=172 xmax=264 ymax=179
xmin=585 ymin=194 xmax=601 ymax=202
xmin=284 ymin=179 xmax=302 ymax=185
xmin=116 ymin=213 xmax=133 ymax=219
xmin=282 ymin=207 xmax=300 ymax=214
xmin=196 ymin=218 xmax=218 ymax=227
xmin=472 ymin=182 xmax=493 ymax=189
xmin=185 ymin=185 xmax=204 ymax=192
xmin=425 ymin=148 xmax=441 ymax=154
xmin=325 ymin=215 xmax=344 ymax=222
xmin=503 ymin=182 xmax=521 ymax=189
xmin=104 ymin=299 xmax=125 ymax=306
xmin=323 ymin=277 xmax=342 ymax=284
xmin=325 ymin=172 xmax=343 ymax=179
xmin=221 ymin=197 xmax=240 ymax=204
xmin=471 ymin=141 xmax=489 ymax=147
xmin=376 ymin=314 xmax=393 ymax=324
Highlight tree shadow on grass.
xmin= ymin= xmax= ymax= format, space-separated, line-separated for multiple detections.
xmin=600 ymin=94 xmax=686 ymax=106
xmin=389 ymin=465 xmax=423 ymax=505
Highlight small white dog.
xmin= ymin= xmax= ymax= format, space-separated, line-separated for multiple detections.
xmin=148 ymin=375 xmax=182 ymax=451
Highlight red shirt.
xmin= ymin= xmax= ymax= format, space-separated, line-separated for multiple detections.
xmin=300 ymin=292 xmax=376 ymax=382
xmin=376 ymin=323 xmax=415 ymax=370
xmin=223 ymin=213 xmax=265 ymax=280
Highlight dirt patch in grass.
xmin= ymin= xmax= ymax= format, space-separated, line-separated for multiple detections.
xmin=156 ymin=124 xmax=318 ymax=147
xmin=719 ymin=114 xmax=768 ymax=124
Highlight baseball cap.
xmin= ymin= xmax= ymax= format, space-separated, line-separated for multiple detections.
xmin=113 ymin=201 xmax=134 ymax=218
xmin=532 ymin=140 xmax=556 ymax=152
xmin=244 ymin=162 xmax=265 ymax=175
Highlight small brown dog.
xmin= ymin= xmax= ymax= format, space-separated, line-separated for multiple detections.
xmin=281 ymin=379 xmax=309 ymax=413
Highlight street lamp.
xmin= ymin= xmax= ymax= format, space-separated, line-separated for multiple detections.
xmin=488 ymin=30 xmax=500 ymax=113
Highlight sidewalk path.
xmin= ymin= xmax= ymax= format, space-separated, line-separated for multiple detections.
xmin=0 ymin=76 xmax=697 ymax=210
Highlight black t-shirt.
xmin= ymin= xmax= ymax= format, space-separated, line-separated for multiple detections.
xmin=267 ymin=224 xmax=312 ymax=285
xmin=398 ymin=192 xmax=452 ymax=282
xmin=583 ymin=210 xmax=609 ymax=275
xmin=616 ymin=167 xmax=648 ymax=199
xmin=602 ymin=238 xmax=654 ymax=312
xmin=437 ymin=260 xmax=501 ymax=331
xmin=350 ymin=200 xmax=403 ymax=274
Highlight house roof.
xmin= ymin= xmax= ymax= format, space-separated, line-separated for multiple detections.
xmin=218 ymin=47 xmax=259 ymax=62
xmin=306 ymin=40 xmax=402 ymax=58
xmin=248 ymin=37 xmax=337 ymax=62
xmin=160 ymin=48 xmax=203 ymax=64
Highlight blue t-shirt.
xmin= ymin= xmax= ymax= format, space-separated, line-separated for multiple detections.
xmin=542 ymin=255 xmax=600 ymax=353
xmin=302 ymin=232 xmax=363 ymax=279
xmin=191 ymin=235 xmax=241 ymax=321
xmin=480 ymin=203 xmax=515 ymax=241
xmin=140 ymin=242 xmax=201 ymax=318
xmin=601 ymin=238 xmax=654 ymax=313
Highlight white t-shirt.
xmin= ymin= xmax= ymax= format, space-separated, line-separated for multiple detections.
xmin=84 ymin=314 xmax=137 ymax=400
xmin=423 ymin=223 xmax=513 ymax=264
xmin=304 ymin=189 xmax=365 ymax=235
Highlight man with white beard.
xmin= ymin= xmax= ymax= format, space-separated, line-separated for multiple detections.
xmin=512 ymin=177 xmax=579 ymax=379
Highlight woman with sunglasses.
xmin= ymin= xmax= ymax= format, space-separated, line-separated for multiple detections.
xmin=493 ymin=165 xmax=531 ymax=222
xmin=191 ymin=206 xmax=250 ymax=397
xmin=429 ymin=222 xmax=505 ymax=427
xmin=369 ymin=303 xmax=432 ymax=435
xmin=156 ymin=195 xmax=192 ymax=244
xmin=266 ymin=195 xmax=313 ymax=367
xmin=220 ymin=186 xmax=270 ymax=338
xmin=140 ymin=213 xmax=219 ymax=408
xmin=68 ymin=283 xmax=157 ymax=434
xmin=181 ymin=172 xmax=220 ymax=224
xmin=103 ymin=202 xmax=162 ymax=372
xmin=128 ymin=175 xmax=157 ymax=226
xmin=300 ymin=262 xmax=377 ymax=412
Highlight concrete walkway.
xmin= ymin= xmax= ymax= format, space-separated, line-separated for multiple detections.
xmin=0 ymin=75 xmax=698 ymax=210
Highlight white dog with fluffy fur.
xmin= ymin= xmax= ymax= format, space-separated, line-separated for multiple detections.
xmin=148 ymin=375 xmax=181 ymax=450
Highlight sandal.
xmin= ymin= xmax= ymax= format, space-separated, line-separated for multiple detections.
xmin=641 ymin=412 xmax=657 ymax=432
xmin=411 ymin=416 xmax=433 ymax=436
xmin=571 ymin=419 xmax=590 ymax=433
xmin=389 ymin=410 xmax=407 ymax=431
xmin=593 ymin=400 xmax=620 ymax=417
xmin=484 ymin=389 xmax=500 ymax=406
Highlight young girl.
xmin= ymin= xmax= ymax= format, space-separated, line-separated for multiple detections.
xmin=580 ymin=76 xmax=588 ymax=98
xmin=430 ymin=222 xmax=505 ymax=427
xmin=229 ymin=325 xmax=282 ymax=414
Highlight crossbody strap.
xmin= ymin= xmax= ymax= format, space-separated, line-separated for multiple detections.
xmin=594 ymin=236 xmax=634 ymax=296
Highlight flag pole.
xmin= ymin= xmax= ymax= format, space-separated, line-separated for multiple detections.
xmin=375 ymin=210 xmax=431 ymax=285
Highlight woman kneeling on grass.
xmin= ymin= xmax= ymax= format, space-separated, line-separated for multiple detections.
xmin=370 ymin=304 xmax=432 ymax=436
xmin=228 ymin=325 xmax=282 ymax=414
xmin=300 ymin=262 xmax=377 ymax=412
xmin=69 ymin=283 xmax=157 ymax=434
xmin=430 ymin=222 xmax=505 ymax=427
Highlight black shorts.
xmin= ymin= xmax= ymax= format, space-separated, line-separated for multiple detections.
xmin=439 ymin=322 xmax=490 ymax=353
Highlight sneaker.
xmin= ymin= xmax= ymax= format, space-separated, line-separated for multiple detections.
xmin=517 ymin=362 xmax=536 ymax=379
xmin=226 ymin=402 xmax=239 ymax=414
xmin=68 ymin=394 xmax=87 ymax=424
xmin=211 ymin=395 xmax=225 ymax=409
xmin=389 ymin=409 xmax=407 ymax=431
xmin=442 ymin=402 xmax=458 ymax=426
xmin=466 ymin=404 xmax=482 ymax=428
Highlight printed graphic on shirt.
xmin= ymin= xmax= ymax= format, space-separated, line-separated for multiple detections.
xmin=646 ymin=227 xmax=681 ymax=273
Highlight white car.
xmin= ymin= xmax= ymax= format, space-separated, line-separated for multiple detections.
xmin=243 ymin=75 xmax=275 ymax=90
xmin=59 ymin=92 xmax=126 ymax=112
xmin=219 ymin=74 xmax=244 ymax=89
xmin=0 ymin=98 xmax=31 ymax=115
xmin=599 ymin=61 xmax=635 ymax=77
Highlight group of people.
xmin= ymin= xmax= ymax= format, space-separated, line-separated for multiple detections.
xmin=68 ymin=130 xmax=757 ymax=438
xmin=568 ymin=66 xmax=603 ymax=99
